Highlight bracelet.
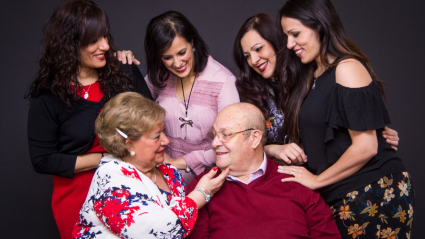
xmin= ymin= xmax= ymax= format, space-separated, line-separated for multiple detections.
xmin=194 ymin=188 xmax=211 ymax=203
xmin=185 ymin=162 xmax=190 ymax=173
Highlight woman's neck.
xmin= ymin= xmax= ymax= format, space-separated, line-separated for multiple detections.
xmin=180 ymin=71 xmax=197 ymax=85
xmin=314 ymin=55 xmax=336 ymax=77
xmin=77 ymin=67 xmax=99 ymax=85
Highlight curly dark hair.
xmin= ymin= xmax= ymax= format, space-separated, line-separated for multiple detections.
xmin=26 ymin=0 xmax=134 ymax=106
xmin=144 ymin=11 xmax=209 ymax=88
xmin=233 ymin=13 xmax=287 ymax=119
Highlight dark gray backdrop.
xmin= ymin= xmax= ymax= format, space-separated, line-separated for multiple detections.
xmin=0 ymin=0 xmax=423 ymax=238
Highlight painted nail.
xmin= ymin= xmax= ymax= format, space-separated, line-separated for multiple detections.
xmin=213 ymin=167 xmax=217 ymax=171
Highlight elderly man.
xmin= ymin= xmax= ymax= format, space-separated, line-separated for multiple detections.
xmin=186 ymin=103 xmax=340 ymax=239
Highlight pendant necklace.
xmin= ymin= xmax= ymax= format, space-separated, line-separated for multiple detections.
xmin=312 ymin=67 xmax=328 ymax=90
xmin=179 ymin=75 xmax=197 ymax=139
xmin=82 ymin=82 xmax=94 ymax=99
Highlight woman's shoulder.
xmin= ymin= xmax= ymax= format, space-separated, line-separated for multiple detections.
xmin=200 ymin=55 xmax=235 ymax=82
xmin=97 ymin=155 xmax=136 ymax=177
xmin=335 ymin=58 xmax=372 ymax=88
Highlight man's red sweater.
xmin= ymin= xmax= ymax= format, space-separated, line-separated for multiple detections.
xmin=186 ymin=159 xmax=340 ymax=239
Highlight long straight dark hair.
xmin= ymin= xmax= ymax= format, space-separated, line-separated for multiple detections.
xmin=279 ymin=0 xmax=386 ymax=144
xmin=233 ymin=13 xmax=286 ymax=118
xmin=26 ymin=0 xmax=134 ymax=107
xmin=144 ymin=11 xmax=209 ymax=88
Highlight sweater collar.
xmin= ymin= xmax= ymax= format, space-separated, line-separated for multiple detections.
xmin=226 ymin=152 xmax=267 ymax=185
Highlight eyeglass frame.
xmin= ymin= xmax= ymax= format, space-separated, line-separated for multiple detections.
xmin=208 ymin=128 xmax=255 ymax=142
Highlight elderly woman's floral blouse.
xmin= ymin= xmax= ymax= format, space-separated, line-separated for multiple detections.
xmin=72 ymin=155 xmax=198 ymax=239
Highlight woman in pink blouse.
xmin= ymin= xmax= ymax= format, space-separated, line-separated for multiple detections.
xmin=144 ymin=11 xmax=240 ymax=184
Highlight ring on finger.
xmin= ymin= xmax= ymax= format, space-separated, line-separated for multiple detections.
xmin=291 ymin=171 xmax=295 ymax=176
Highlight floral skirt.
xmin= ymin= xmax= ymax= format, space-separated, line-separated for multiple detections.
xmin=330 ymin=172 xmax=414 ymax=239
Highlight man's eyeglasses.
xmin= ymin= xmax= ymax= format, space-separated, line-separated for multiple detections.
xmin=208 ymin=128 xmax=255 ymax=142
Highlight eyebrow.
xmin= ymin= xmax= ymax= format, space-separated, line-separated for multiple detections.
xmin=286 ymin=28 xmax=297 ymax=34
xmin=243 ymin=43 xmax=262 ymax=54
xmin=163 ymin=47 xmax=187 ymax=57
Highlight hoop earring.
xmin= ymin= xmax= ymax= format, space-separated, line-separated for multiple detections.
xmin=130 ymin=151 xmax=135 ymax=156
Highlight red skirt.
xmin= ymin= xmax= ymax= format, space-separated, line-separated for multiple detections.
xmin=52 ymin=170 xmax=95 ymax=239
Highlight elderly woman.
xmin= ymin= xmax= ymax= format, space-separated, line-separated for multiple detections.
xmin=26 ymin=0 xmax=151 ymax=237
xmin=73 ymin=92 xmax=228 ymax=238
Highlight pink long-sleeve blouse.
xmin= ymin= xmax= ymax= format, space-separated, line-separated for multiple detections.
xmin=145 ymin=56 xmax=240 ymax=184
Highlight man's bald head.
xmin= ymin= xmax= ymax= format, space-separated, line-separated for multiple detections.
xmin=217 ymin=103 xmax=266 ymax=144
xmin=212 ymin=103 xmax=266 ymax=177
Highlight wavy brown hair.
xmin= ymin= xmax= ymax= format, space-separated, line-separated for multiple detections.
xmin=279 ymin=0 xmax=386 ymax=144
xmin=26 ymin=0 xmax=134 ymax=106
xmin=233 ymin=13 xmax=286 ymax=119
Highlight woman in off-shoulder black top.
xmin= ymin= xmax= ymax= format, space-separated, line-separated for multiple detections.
xmin=278 ymin=0 xmax=414 ymax=238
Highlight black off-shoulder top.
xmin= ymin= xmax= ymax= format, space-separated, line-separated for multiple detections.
xmin=299 ymin=64 xmax=404 ymax=203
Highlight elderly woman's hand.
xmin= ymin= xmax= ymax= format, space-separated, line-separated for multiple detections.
xmin=187 ymin=167 xmax=229 ymax=208
xmin=115 ymin=50 xmax=140 ymax=65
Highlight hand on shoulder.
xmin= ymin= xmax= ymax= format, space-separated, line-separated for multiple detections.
xmin=335 ymin=58 xmax=372 ymax=88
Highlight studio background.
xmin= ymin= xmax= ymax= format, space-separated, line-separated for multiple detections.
xmin=0 ymin=0 xmax=423 ymax=237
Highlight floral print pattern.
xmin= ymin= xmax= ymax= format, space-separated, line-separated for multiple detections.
xmin=72 ymin=156 xmax=197 ymax=238
xmin=332 ymin=172 xmax=414 ymax=239
xmin=265 ymin=88 xmax=285 ymax=145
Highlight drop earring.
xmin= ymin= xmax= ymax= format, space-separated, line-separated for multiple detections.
xmin=192 ymin=47 xmax=195 ymax=52
xmin=130 ymin=151 xmax=135 ymax=156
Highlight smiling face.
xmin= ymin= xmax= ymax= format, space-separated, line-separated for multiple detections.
xmin=211 ymin=112 xmax=252 ymax=172
xmin=79 ymin=36 xmax=110 ymax=71
xmin=128 ymin=122 xmax=169 ymax=171
xmin=161 ymin=35 xmax=195 ymax=79
xmin=281 ymin=16 xmax=321 ymax=64
xmin=240 ymin=30 xmax=277 ymax=79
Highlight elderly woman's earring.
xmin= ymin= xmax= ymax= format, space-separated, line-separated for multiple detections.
xmin=130 ymin=151 xmax=135 ymax=156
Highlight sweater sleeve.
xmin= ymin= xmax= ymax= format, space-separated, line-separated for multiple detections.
xmin=183 ymin=75 xmax=239 ymax=175
xmin=120 ymin=64 xmax=153 ymax=100
xmin=27 ymin=94 xmax=77 ymax=178
xmin=185 ymin=175 xmax=210 ymax=239
xmin=218 ymin=74 xmax=240 ymax=112
xmin=302 ymin=187 xmax=341 ymax=238
xmin=183 ymin=150 xmax=215 ymax=175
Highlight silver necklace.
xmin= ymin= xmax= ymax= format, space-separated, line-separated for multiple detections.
xmin=312 ymin=67 xmax=328 ymax=90
xmin=153 ymin=168 xmax=157 ymax=184
xmin=142 ymin=168 xmax=156 ymax=184
xmin=82 ymin=82 xmax=94 ymax=99
xmin=179 ymin=75 xmax=197 ymax=139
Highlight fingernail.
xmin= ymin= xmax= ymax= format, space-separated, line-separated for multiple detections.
xmin=213 ymin=167 xmax=217 ymax=171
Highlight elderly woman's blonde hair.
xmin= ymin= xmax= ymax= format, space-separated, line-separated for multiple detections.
xmin=95 ymin=92 xmax=165 ymax=158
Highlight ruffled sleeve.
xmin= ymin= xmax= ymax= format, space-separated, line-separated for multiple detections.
xmin=324 ymin=81 xmax=391 ymax=164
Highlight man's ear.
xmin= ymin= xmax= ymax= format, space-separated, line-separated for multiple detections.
xmin=251 ymin=130 xmax=263 ymax=149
